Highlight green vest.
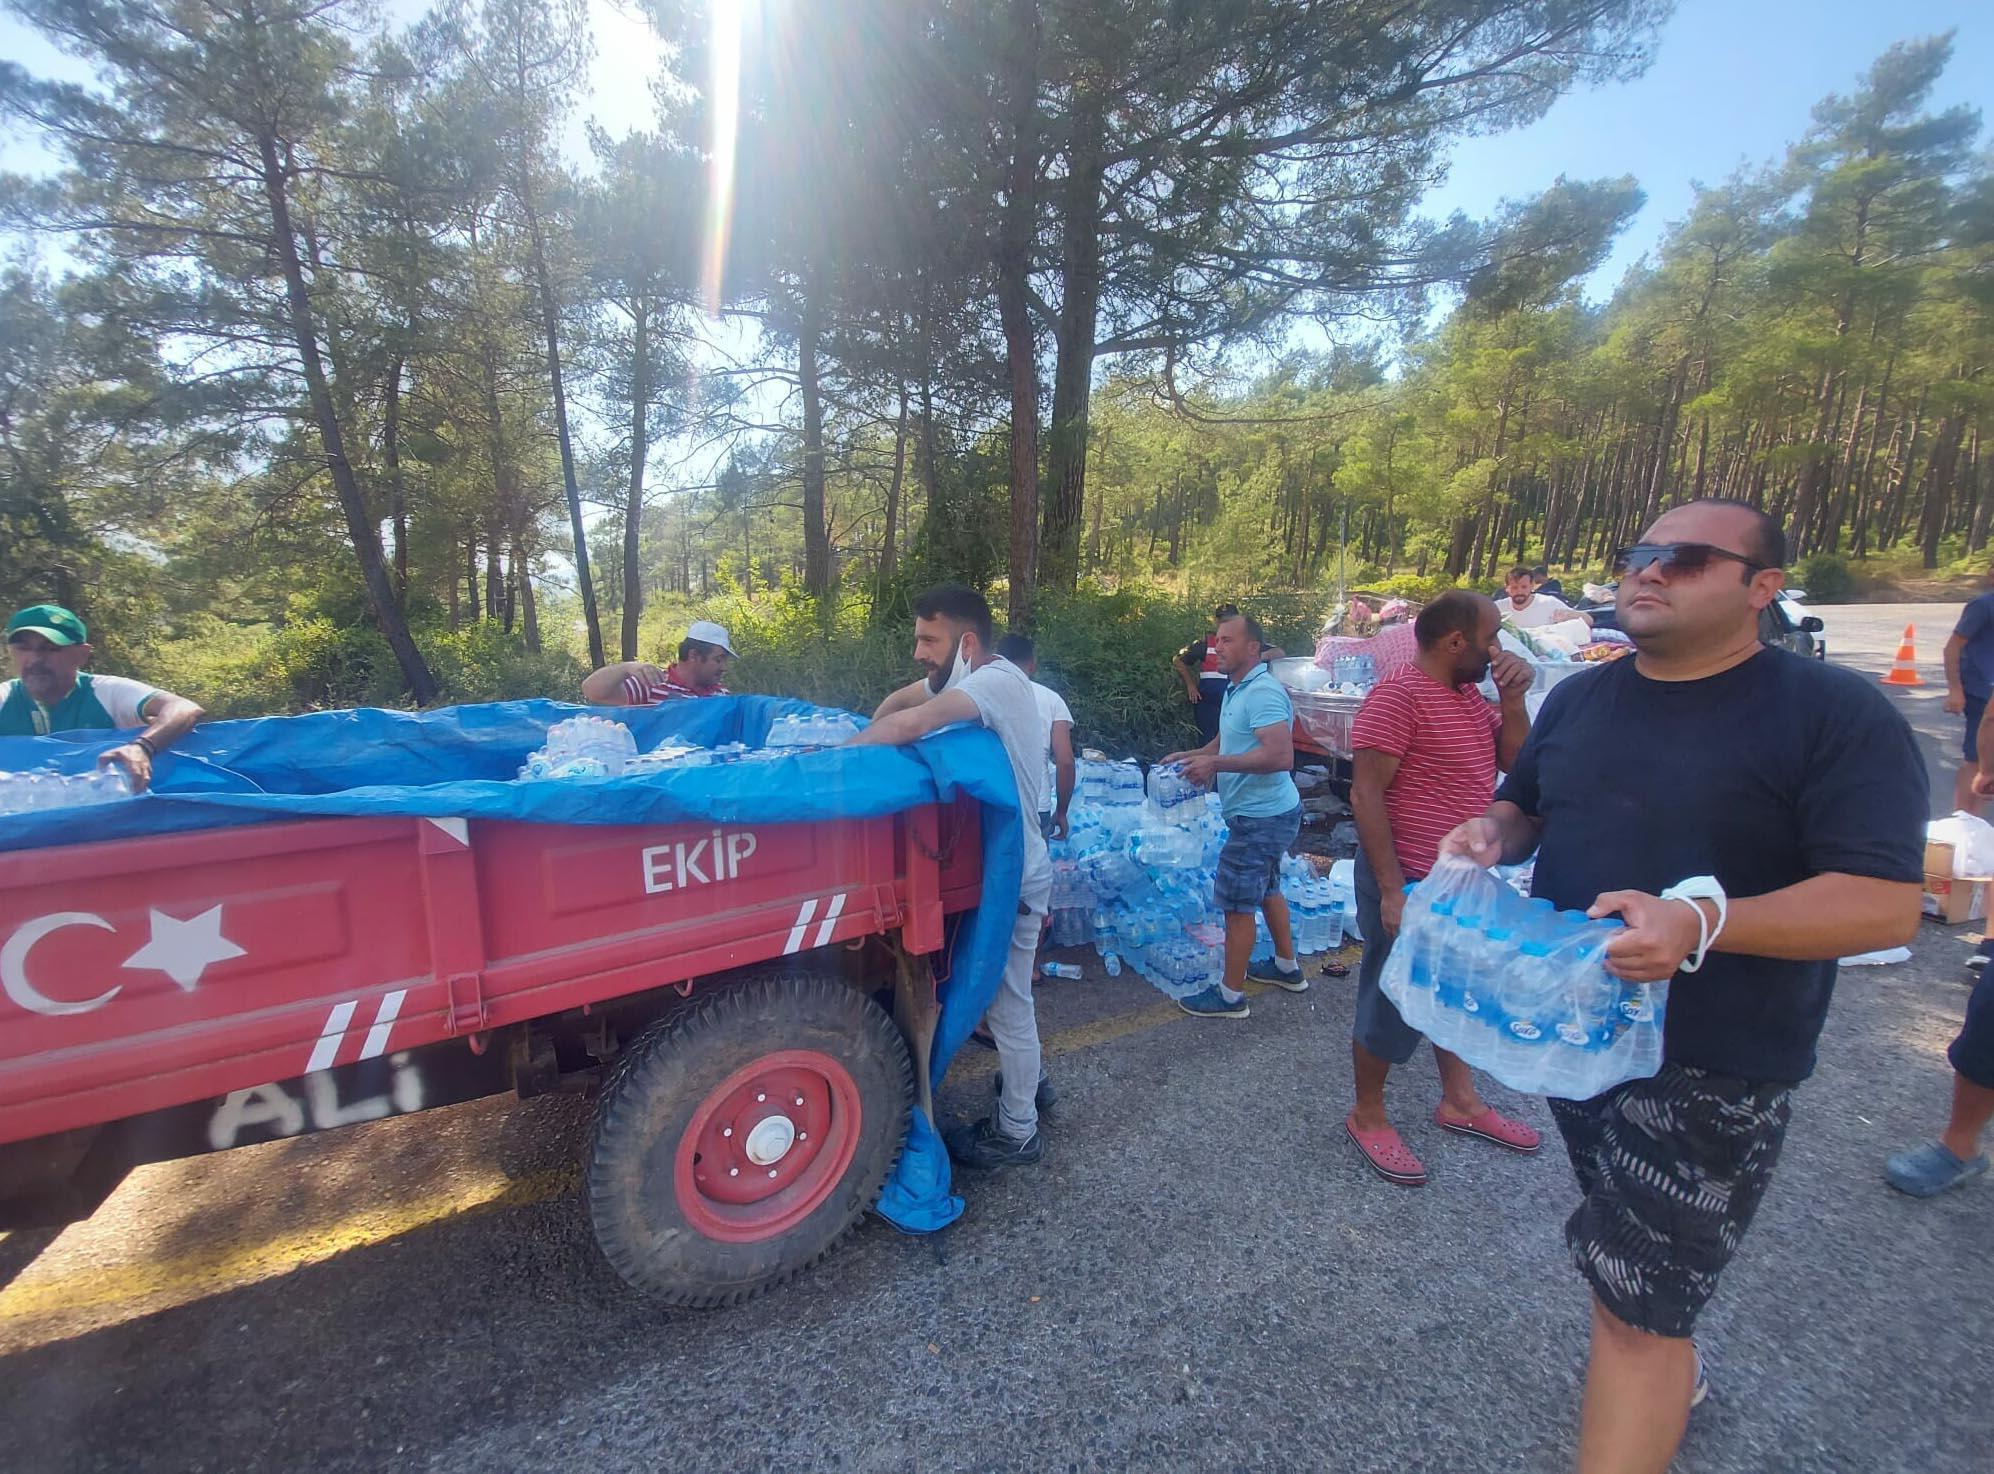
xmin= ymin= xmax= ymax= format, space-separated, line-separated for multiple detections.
xmin=0 ymin=673 xmax=126 ymax=736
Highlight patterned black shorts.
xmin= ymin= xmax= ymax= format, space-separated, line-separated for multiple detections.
xmin=1549 ymin=1063 xmax=1794 ymax=1339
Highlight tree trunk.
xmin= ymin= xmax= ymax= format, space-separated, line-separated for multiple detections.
xmin=383 ymin=350 xmax=409 ymax=604
xmin=254 ymin=124 xmax=436 ymax=702
xmin=622 ymin=302 xmax=651 ymax=660
xmin=1921 ymin=414 xmax=1968 ymax=569
xmin=994 ymin=0 xmax=1042 ymax=630
xmin=797 ymin=276 xmax=833 ymax=599
xmin=1040 ymin=83 xmax=1105 ymax=594
xmin=515 ymin=537 xmax=540 ymax=653
xmin=1970 ymin=429 xmax=1991 ymax=554
xmin=882 ymin=380 xmax=908 ymax=578
xmin=520 ymin=185 xmax=605 ymax=669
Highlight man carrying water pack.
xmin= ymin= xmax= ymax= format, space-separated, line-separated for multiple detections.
xmin=849 ymin=584 xmax=1052 ymax=1169
xmin=1346 ymin=591 xmax=1537 ymax=1186
xmin=1441 ymin=500 xmax=1923 ymax=1473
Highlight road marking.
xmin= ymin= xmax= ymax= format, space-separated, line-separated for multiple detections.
xmin=306 ymin=1000 xmax=358 ymax=1074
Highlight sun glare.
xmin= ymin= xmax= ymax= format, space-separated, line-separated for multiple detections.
xmin=699 ymin=0 xmax=747 ymax=317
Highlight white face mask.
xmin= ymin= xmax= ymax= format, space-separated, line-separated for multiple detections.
xmin=929 ymin=636 xmax=973 ymax=695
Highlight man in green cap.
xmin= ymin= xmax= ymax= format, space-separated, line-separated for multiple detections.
xmin=2 ymin=604 xmax=203 ymax=792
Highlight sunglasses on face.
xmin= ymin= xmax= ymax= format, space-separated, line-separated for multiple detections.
xmin=1611 ymin=542 xmax=1769 ymax=580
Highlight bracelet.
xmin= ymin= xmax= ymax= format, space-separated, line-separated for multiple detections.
xmin=1659 ymin=876 xmax=1727 ymax=972
xmin=135 ymin=735 xmax=158 ymax=758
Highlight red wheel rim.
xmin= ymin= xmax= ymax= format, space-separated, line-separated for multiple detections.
xmin=673 ymin=1049 xmax=864 ymax=1243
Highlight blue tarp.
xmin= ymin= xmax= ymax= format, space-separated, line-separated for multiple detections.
xmin=0 ymin=698 xmax=1026 ymax=1231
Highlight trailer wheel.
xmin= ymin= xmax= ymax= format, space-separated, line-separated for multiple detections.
xmin=587 ymin=970 xmax=912 ymax=1307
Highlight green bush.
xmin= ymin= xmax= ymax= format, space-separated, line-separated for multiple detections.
xmin=1350 ymin=571 xmax=1461 ymax=605
xmin=1794 ymin=552 xmax=1853 ymax=603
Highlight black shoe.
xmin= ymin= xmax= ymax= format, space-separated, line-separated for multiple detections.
xmin=944 ymin=1116 xmax=1044 ymax=1169
xmin=994 ymin=1072 xmax=1058 ymax=1113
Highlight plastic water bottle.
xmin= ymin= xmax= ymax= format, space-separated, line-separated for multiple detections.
xmin=1042 ymin=962 xmax=1083 ymax=980
xmin=1437 ymin=908 xmax=1481 ymax=1012
xmin=1325 ymin=894 xmax=1346 ymax=951
xmin=1092 ymin=908 xmax=1113 ymax=958
xmin=1103 ymin=949 xmax=1122 ymax=977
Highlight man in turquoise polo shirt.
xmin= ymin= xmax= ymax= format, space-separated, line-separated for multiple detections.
xmin=2 ymin=604 xmax=203 ymax=791
xmin=1162 ymin=611 xmax=1305 ymax=1018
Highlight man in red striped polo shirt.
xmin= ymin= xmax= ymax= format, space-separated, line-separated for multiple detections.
xmin=581 ymin=621 xmax=736 ymax=706
xmin=1344 ymin=591 xmax=1537 ymax=1186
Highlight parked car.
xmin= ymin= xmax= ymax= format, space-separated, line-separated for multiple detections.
xmin=1574 ymin=586 xmax=1826 ymax=659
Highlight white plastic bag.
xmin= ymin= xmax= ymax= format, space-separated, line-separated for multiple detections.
xmin=1378 ymin=857 xmax=1666 ymax=1100
xmin=1927 ymin=813 xmax=1994 ymax=878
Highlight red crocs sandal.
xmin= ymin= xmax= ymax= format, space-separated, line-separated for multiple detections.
xmin=1434 ymin=1105 xmax=1542 ymax=1154
xmin=1345 ymin=1114 xmax=1428 ymax=1186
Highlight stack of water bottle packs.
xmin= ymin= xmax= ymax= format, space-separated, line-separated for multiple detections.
xmin=519 ymin=710 xmax=864 ymax=782
xmin=0 ymin=765 xmax=135 ymax=815
xmin=1045 ymin=754 xmax=1352 ymax=1001
xmin=1327 ymin=653 xmax=1378 ymax=694
xmin=1378 ymin=856 xmax=1666 ymax=1099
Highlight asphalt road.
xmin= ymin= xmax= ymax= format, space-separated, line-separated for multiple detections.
xmin=2 ymin=605 xmax=1987 ymax=1473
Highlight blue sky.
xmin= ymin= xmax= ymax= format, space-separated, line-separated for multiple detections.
xmin=2 ymin=0 xmax=1986 ymax=299
xmin=1421 ymin=0 xmax=1992 ymax=299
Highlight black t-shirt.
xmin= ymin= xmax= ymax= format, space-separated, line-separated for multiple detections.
xmin=1537 ymin=578 xmax=1566 ymax=601
xmin=1495 ymin=648 xmax=1926 ymax=1085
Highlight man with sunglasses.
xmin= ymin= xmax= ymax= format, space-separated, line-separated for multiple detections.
xmin=1441 ymin=500 xmax=1924 ymax=1474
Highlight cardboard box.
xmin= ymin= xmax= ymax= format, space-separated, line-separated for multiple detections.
xmin=1923 ymin=841 xmax=1991 ymax=923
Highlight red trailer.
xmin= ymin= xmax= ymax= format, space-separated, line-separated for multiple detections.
xmin=0 ymin=798 xmax=982 ymax=1306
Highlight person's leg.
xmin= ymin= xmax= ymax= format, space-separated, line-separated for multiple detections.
xmin=1263 ymin=889 xmax=1295 ymax=960
xmin=1222 ymin=907 xmax=1256 ymax=994
xmin=1194 ymin=690 xmax=1221 ymax=745
xmin=1245 ymin=808 xmax=1307 ymax=988
xmin=1350 ymin=1040 xmax=1395 ymax=1130
xmin=1575 ymin=1297 xmax=1698 ymax=1474
xmin=1215 ymin=815 xmax=1274 ymax=997
xmin=1939 ymin=1072 xmax=1994 ymax=1162
xmin=1957 ymin=697 xmax=1987 ymax=814
xmin=1564 ymin=1066 xmax=1793 ymax=1468
xmin=1433 ymin=1048 xmax=1488 ymax=1118
xmin=1889 ymin=967 xmax=1994 ymax=1191
xmin=1345 ymin=849 xmax=1426 ymax=1181
xmin=985 ymin=907 xmax=1046 ymax=1143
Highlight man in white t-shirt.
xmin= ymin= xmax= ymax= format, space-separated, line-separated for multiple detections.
xmin=996 ymin=632 xmax=1074 ymax=840
xmin=849 ymin=584 xmax=1051 ymax=1169
xmin=1503 ymin=566 xmax=1593 ymax=632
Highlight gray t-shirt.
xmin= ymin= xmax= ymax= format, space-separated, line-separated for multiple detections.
xmin=956 ymin=656 xmax=1052 ymax=909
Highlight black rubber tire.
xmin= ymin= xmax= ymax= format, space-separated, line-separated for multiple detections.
xmin=586 ymin=970 xmax=912 ymax=1308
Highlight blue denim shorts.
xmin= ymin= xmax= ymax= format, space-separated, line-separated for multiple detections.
xmin=1214 ymin=806 xmax=1302 ymax=913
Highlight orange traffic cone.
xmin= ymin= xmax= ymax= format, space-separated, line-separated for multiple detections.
xmin=1881 ymin=624 xmax=1924 ymax=686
